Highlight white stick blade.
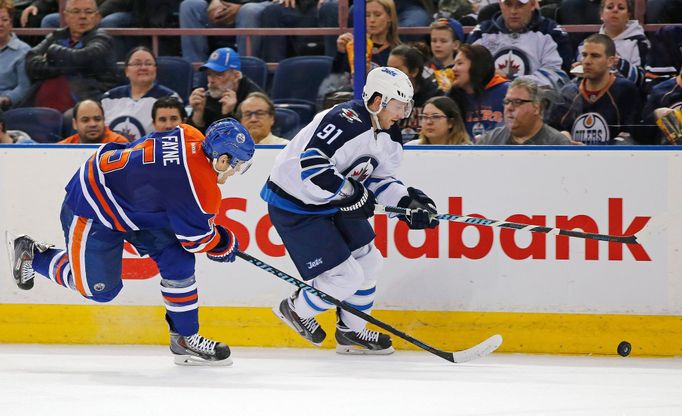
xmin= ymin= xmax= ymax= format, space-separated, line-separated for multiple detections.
xmin=451 ymin=334 xmax=503 ymax=364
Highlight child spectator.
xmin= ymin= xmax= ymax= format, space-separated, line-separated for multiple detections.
xmin=423 ymin=18 xmax=465 ymax=93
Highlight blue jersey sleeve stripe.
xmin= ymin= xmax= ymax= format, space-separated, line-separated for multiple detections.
xmin=309 ymin=170 xmax=344 ymax=194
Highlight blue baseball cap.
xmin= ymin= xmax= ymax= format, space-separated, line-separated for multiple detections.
xmin=200 ymin=47 xmax=241 ymax=73
xmin=433 ymin=18 xmax=465 ymax=43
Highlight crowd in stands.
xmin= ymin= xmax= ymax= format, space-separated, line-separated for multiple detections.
xmin=1 ymin=0 xmax=681 ymax=146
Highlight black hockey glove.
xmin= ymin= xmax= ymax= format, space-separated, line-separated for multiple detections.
xmin=331 ymin=177 xmax=376 ymax=219
xmin=206 ymin=225 xmax=239 ymax=263
xmin=397 ymin=187 xmax=439 ymax=229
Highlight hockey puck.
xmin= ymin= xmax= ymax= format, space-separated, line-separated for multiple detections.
xmin=617 ymin=341 xmax=631 ymax=357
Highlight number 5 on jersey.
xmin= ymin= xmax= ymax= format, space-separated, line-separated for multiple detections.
xmin=99 ymin=139 xmax=156 ymax=173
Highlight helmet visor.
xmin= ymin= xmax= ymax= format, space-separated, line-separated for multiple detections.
xmin=384 ymin=98 xmax=414 ymax=119
xmin=232 ymin=159 xmax=252 ymax=175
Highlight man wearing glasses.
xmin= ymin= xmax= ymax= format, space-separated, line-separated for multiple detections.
xmin=237 ymin=92 xmax=288 ymax=144
xmin=25 ymin=0 xmax=117 ymax=111
xmin=188 ymin=47 xmax=263 ymax=133
xmin=477 ymin=78 xmax=572 ymax=145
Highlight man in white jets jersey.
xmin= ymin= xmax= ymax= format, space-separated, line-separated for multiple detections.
xmin=261 ymin=67 xmax=439 ymax=354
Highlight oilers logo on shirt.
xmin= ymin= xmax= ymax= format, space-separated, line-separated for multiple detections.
xmin=572 ymin=112 xmax=609 ymax=145
xmin=493 ymin=48 xmax=531 ymax=79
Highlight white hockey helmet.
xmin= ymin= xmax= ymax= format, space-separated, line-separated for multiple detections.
xmin=362 ymin=67 xmax=414 ymax=119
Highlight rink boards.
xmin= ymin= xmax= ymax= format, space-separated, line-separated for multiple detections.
xmin=1 ymin=145 xmax=681 ymax=356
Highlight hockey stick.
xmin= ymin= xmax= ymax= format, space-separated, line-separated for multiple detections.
xmin=377 ymin=205 xmax=639 ymax=244
xmin=236 ymin=251 xmax=503 ymax=364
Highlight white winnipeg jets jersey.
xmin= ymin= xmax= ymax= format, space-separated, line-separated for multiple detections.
xmin=261 ymin=99 xmax=409 ymax=215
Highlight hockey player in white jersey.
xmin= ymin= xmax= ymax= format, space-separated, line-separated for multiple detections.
xmin=261 ymin=67 xmax=439 ymax=354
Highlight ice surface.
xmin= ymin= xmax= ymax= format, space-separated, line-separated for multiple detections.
xmin=0 ymin=345 xmax=681 ymax=416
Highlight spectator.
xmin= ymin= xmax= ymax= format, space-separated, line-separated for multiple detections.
xmin=478 ymin=78 xmax=573 ymax=144
xmin=575 ymin=0 xmax=649 ymax=88
xmin=18 ymin=0 xmax=57 ymax=29
xmin=179 ymin=0 xmax=265 ymax=80
xmin=152 ymin=96 xmax=187 ymax=132
xmin=0 ymin=0 xmax=31 ymax=109
xmin=41 ymin=0 xmax=133 ymax=29
xmin=468 ymin=0 xmax=572 ymax=89
xmin=58 ymin=99 xmax=129 ymax=144
xmin=318 ymin=0 xmax=402 ymax=104
xmin=40 ymin=0 xmax=134 ymax=61
xmin=388 ymin=44 xmax=442 ymax=141
xmin=0 ymin=108 xmax=34 ymax=143
xmin=236 ymin=92 xmax=288 ymax=144
xmin=423 ymin=17 xmax=465 ymax=93
xmin=406 ymin=96 xmax=470 ymax=145
xmin=333 ymin=0 xmax=401 ymax=73
xmin=188 ymin=47 xmax=263 ymax=133
xmin=320 ymin=0 xmax=431 ymax=57
xmin=645 ymin=25 xmax=682 ymax=86
xmin=448 ymin=44 xmax=509 ymax=140
xmin=101 ymin=46 xmax=181 ymax=141
xmin=549 ymin=34 xmax=642 ymax=144
xmin=642 ymin=69 xmax=682 ymax=144
xmin=24 ymin=0 xmax=118 ymax=112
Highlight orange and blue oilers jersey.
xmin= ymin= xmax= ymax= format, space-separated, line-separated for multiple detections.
xmin=63 ymin=124 xmax=223 ymax=253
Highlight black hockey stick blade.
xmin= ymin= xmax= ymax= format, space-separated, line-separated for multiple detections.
xmin=237 ymin=251 xmax=503 ymax=364
xmin=378 ymin=205 xmax=639 ymax=244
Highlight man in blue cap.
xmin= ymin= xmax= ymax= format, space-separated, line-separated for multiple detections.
xmin=188 ymin=47 xmax=263 ymax=133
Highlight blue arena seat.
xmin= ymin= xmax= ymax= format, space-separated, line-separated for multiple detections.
xmin=240 ymin=56 xmax=269 ymax=90
xmin=156 ymin=56 xmax=194 ymax=103
xmin=4 ymin=107 xmax=64 ymax=143
xmin=273 ymin=107 xmax=300 ymax=140
xmin=270 ymin=56 xmax=333 ymax=104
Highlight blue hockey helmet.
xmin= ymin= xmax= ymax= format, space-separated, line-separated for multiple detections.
xmin=202 ymin=118 xmax=255 ymax=168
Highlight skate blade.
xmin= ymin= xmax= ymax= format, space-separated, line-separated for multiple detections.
xmin=271 ymin=304 xmax=323 ymax=347
xmin=173 ymin=354 xmax=233 ymax=366
xmin=335 ymin=345 xmax=395 ymax=355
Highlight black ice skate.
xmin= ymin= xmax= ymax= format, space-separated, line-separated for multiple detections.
xmin=6 ymin=233 xmax=51 ymax=290
xmin=169 ymin=331 xmax=232 ymax=366
xmin=335 ymin=315 xmax=394 ymax=355
xmin=272 ymin=291 xmax=326 ymax=346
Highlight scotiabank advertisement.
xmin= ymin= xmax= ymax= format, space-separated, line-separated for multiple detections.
xmin=0 ymin=146 xmax=680 ymax=315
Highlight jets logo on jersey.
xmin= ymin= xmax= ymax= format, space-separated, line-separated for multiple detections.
xmin=340 ymin=108 xmax=362 ymax=124
xmin=572 ymin=112 xmax=609 ymax=145
xmin=493 ymin=48 xmax=531 ymax=79
xmin=343 ymin=157 xmax=378 ymax=183
xmin=109 ymin=116 xmax=146 ymax=141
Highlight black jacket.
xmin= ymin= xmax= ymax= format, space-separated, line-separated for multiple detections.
xmin=25 ymin=27 xmax=119 ymax=100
